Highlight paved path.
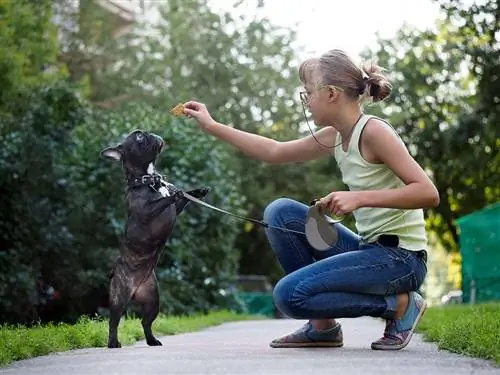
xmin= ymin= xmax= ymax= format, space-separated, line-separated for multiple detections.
xmin=1 ymin=317 xmax=499 ymax=375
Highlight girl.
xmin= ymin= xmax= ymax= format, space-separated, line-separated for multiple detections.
xmin=182 ymin=49 xmax=439 ymax=351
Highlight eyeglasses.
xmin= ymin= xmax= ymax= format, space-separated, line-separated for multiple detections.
xmin=299 ymin=85 xmax=344 ymax=105
xmin=299 ymin=84 xmax=346 ymax=149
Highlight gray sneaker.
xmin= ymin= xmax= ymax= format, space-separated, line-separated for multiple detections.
xmin=270 ymin=321 xmax=343 ymax=348
xmin=371 ymin=291 xmax=427 ymax=350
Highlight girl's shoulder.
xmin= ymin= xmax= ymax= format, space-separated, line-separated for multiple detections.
xmin=363 ymin=114 xmax=402 ymax=141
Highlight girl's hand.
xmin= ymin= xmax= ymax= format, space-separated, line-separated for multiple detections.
xmin=183 ymin=101 xmax=216 ymax=131
xmin=316 ymin=191 xmax=362 ymax=217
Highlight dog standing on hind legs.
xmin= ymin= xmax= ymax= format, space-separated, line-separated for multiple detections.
xmin=100 ymin=129 xmax=209 ymax=348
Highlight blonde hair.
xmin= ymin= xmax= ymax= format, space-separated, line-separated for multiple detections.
xmin=298 ymin=49 xmax=392 ymax=103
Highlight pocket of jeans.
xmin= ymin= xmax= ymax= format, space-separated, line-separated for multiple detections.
xmin=381 ymin=246 xmax=412 ymax=262
xmin=386 ymin=271 xmax=417 ymax=295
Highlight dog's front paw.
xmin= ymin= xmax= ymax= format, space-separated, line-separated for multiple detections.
xmin=189 ymin=186 xmax=210 ymax=199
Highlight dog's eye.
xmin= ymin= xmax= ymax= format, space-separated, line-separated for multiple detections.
xmin=136 ymin=133 xmax=144 ymax=142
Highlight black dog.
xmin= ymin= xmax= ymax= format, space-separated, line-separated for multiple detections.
xmin=100 ymin=129 xmax=209 ymax=348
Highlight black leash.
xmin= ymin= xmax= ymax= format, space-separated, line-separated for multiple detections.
xmin=133 ymin=173 xmax=308 ymax=236
xmin=182 ymin=191 xmax=306 ymax=236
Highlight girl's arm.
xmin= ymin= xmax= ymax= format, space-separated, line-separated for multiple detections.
xmin=357 ymin=119 xmax=440 ymax=209
xmin=183 ymin=100 xmax=337 ymax=164
xmin=206 ymin=121 xmax=337 ymax=164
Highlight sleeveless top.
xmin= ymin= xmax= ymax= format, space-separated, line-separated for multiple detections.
xmin=333 ymin=114 xmax=428 ymax=251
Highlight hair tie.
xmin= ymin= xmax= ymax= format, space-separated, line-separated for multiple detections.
xmin=358 ymin=72 xmax=369 ymax=95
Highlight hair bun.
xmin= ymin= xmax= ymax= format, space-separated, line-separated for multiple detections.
xmin=362 ymin=63 xmax=392 ymax=102
xmin=369 ymin=82 xmax=381 ymax=98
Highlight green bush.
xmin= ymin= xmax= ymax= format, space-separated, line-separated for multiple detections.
xmin=0 ymin=81 xmax=246 ymax=324
xmin=0 ymin=81 xmax=90 ymax=324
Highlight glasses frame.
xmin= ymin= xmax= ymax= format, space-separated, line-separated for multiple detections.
xmin=299 ymin=84 xmax=344 ymax=105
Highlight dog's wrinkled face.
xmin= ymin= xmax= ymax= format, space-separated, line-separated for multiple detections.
xmin=101 ymin=130 xmax=165 ymax=174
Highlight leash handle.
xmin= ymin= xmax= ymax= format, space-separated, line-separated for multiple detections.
xmin=182 ymin=191 xmax=306 ymax=235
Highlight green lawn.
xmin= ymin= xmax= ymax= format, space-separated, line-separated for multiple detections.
xmin=417 ymin=303 xmax=500 ymax=365
xmin=0 ymin=310 xmax=261 ymax=367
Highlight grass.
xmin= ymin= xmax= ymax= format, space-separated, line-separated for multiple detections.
xmin=0 ymin=310 xmax=262 ymax=367
xmin=417 ymin=303 xmax=500 ymax=365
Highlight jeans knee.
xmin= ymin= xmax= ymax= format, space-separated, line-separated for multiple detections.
xmin=273 ymin=277 xmax=293 ymax=317
xmin=263 ymin=197 xmax=295 ymax=225
xmin=273 ymin=275 xmax=306 ymax=319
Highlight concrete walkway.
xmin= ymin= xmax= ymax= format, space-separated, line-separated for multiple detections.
xmin=1 ymin=317 xmax=499 ymax=375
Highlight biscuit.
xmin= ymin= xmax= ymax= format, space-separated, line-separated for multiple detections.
xmin=170 ymin=103 xmax=185 ymax=116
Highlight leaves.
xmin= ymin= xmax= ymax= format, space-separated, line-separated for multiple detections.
xmin=0 ymin=0 xmax=65 ymax=111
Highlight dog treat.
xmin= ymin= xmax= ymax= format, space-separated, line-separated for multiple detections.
xmin=170 ymin=103 xmax=185 ymax=116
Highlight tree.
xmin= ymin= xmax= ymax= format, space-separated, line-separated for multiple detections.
xmin=0 ymin=0 xmax=65 ymax=112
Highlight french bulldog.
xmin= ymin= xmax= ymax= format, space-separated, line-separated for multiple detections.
xmin=100 ymin=129 xmax=209 ymax=348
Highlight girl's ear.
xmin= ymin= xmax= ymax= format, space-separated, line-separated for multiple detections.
xmin=100 ymin=146 xmax=122 ymax=161
xmin=327 ymin=86 xmax=341 ymax=103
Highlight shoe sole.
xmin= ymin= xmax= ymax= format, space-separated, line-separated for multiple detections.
xmin=371 ymin=299 xmax=428 ymax=351
xmin=270 ymin=342 xmax=343 ymax=348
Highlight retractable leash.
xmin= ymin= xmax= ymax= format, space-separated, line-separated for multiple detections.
xmin=304 ymin=203 xmax=344 ymax=251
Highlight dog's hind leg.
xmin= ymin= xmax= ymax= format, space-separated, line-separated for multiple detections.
xmin=107 ymin=268 xmax=132 ymax=349
xmin=133 ymin=271 xmax=162 ymax=346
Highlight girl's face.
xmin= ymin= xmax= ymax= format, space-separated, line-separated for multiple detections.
xmin=300 ymin=83 xmax=343 ymax=127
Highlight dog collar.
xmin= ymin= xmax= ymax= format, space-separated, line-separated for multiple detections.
xmin=127 ymin=174 xmax=163 ymax=188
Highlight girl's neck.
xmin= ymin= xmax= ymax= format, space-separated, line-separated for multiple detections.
xmin=331 ymin=108 xmax=364 ymax=138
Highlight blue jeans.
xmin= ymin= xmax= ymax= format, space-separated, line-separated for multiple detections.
xmin=263 ymin=198 xmax=428 ymax=320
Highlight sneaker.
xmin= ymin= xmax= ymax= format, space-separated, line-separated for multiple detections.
xmin=269 ymin=321 xmax=343 ymax=348
xmin=371 ymin=291 xmax=427 ymax=350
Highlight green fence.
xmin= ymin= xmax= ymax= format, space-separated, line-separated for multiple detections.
xmin=237 ymin=292 xmax=277 ymax=318
xmin=456 ymin=202 xmax=500 ymax=304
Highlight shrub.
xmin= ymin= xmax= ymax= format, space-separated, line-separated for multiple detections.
xmin=0 ymin=82 xmax=246 ymax=324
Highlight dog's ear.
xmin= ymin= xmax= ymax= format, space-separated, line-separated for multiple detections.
xmin=101 ymin=146 xmax=122 ymax=161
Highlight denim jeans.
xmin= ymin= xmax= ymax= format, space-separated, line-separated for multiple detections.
xmin=263 ymin=198 xmax=428 ymax=320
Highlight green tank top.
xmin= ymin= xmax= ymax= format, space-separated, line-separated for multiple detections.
xmin=333 ymin=114 xmax=428 ymax=251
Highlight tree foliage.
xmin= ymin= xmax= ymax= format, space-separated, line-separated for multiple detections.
xmin=0 ymin=82 xmax=91 ymax=323
xmin=0 ymin=0 xmax=65 ymax=112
